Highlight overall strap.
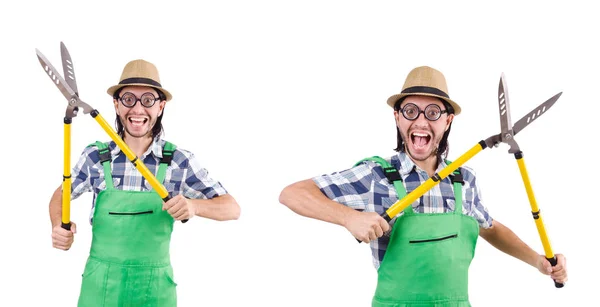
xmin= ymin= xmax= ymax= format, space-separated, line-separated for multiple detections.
xmin=92 ymin=141 xmax=114 ymax=189
xmin=446 ymin=160 xmax=464 ymax=214
xmin=157 ymin=141 xmax=176 ymax=183
xmin=354 ymin=156 xmax=411 ymax=214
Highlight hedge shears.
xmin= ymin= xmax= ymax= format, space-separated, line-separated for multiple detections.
xmin=366 ymin=73 xmax=564 ymax=288
xmin=36 ymin=42 xmax=188 ymax=229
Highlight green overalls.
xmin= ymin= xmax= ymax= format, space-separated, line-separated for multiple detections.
xmin=77 ymin=141 xmax=178 ymax=307
xmin=359 ymin=157 xmax=480 ymax=307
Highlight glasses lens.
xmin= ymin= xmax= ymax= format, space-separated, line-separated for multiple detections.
xmin=424 ymin=104 xmax=442 ymax=121
xmin=120 ymin=92 xmax=136 ymax=107
xmin=402 ymin=103 xmax=419 ymax=120
xmin=141 ymin=93 xmax=157 ymax=107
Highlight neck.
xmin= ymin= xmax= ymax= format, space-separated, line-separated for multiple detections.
xmin=405 ymin=150 xmax=439 ymax=178
xmin=123 ymin=134 xmax=154 ymax=158
xmin=413 ymin=157 xmax=438 ymax=177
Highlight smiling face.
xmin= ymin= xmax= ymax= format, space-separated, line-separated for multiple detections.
xmin=394 ymin=95 xmax=454 ymax=168
xmin=113 ymin=86 xmax=166 ymax=140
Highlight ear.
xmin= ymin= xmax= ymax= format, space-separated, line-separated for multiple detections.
xmin=158 ymin=100 xmax=166 ymax=116
xmin=393 ymin=110 xmax=401 ymax=125
xmin=113 ymin=99 xmax=120 ymax=115
xmin=445 ymin=114 xmax=455 ymax=131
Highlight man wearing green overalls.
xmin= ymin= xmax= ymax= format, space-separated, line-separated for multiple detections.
xmin=48 ymin=59 xmax=241 ymax=306
xmin=279 ymin=66 xmax=568 ymax=306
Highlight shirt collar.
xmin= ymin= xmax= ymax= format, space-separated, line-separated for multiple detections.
xmin=109 ymin=137 xmax=164 ymax=159
xmin=395 ymin=151 xmax=450 ymax=176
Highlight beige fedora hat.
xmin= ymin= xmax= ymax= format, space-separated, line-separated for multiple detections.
xmin=386 ymin=66 xmax=461 ymax=115
xmin=107 ymin=59 xmax=172 ymax=102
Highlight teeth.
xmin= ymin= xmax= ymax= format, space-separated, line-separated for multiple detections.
xmin=412 ymin=132 xmax=429 ymax=137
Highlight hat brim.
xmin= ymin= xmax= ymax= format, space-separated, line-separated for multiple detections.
xmin=107 ymin=84 xmax=172 ymax=102
xmin=387 ymin=93 xmax=461 ymax=115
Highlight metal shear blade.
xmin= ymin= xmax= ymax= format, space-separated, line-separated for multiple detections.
xmin=36 ymin=42 xmax=93 ymax=118
xmin=60 ymin=41 xmax=78 ymax=96
xmin=36 ymin=49 xmax=76 ymax=102
xmin=512 ymin=92 xmax=562 ymax=136
xmin=493 ymin=73 xmax=561 ymax=153
xmin=498 ymin=73 xmax=519 ymax=153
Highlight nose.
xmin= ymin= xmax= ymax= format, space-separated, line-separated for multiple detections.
xmin=130 ymin=99 xmax=146 ymax=112
xmin=413 ymin=111 xmax=428 ymax=123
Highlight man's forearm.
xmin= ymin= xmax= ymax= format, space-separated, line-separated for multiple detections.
xmin=49 ymin=185 xmax=63 ymax=227
xmin=480 ymin=219 xmax=540 ymax=267
xmin=279 ymin=179 xmax=356 ymax=227
xmin=191 ymin=194 xmax=240 ymax=221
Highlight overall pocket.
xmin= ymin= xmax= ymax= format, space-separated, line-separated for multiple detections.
xmin=155 ymin=267 xmax=178 ymax=307
xmin=409 ymin=233 xmax=458 ymax=244
xmin=108 ymin=210 xmax=153 ymax=215
xmin=78 ymin=258 xmax=108 ymax=307
xmin=165 ymin=269 xmax=178 ymax=287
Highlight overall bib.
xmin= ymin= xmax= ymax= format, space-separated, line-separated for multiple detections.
xmin=78 ymin=142 xmax=177 ymax=307
xmin=361 ymin=157 xmax=479 ymax=307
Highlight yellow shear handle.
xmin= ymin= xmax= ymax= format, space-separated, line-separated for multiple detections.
xmin=515 ymin=152 xmax=563 ymax=288
xmin=61 ymin=119 xmax=72 ymax=230
xmin=92 ymin=113 xmax=168 ymax=198
xmin=383 ymin=141 xmax=486 ymax=220
xmin=357 ymin=141 xmax=487 ymax=243
xmin=90 ymin=110 xmax=189 ymax=223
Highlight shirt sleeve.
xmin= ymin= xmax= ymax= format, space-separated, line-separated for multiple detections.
xmin=311 ymin=163 xmax=375 ymax=211
xmin=180 ymin=152 xmax=228 ymax=199
xmin=70 ymin=146 xmax=98 ymax=200
xmin=462 ymin=167 xmax=493 ymax=228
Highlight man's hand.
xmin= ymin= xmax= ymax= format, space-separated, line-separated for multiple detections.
xmin=163 ymin=195 xmax=195 ymax=221
xmin=52 ymin=222 xmax=76 ymax=250
xmin=344 ymin=211 xmax=390 ymax=243
xmin=536 ymin=253 xmax=568 ymax=284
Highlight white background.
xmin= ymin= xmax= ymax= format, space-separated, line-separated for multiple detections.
xmin=1 ymin=1 xmax=597 ymax=306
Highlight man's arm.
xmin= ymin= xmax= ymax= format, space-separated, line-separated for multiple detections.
xmin=479 ymin=219 xmax=567 ymax=283
xmin=479 ymin=219 xmax=540 ymax=266
xmin=49 ymin=185 xmax=77 ymax=250
xmin=173 ymin=151 xmax=240 ymax=221
xmin=48 ymin=145 xmax=96 ymax=250
xmin=279 ymin=179 xmax=389 ymax=243
xmin=279 ymin=179 xmax=355 ymax=226
xmin=191 ymin=194 xmax=240 ymax=221
xmin=49 ymin=185 xmax=63 ymax=228
xmin=163 ymin=194 xmax=240 ymax=222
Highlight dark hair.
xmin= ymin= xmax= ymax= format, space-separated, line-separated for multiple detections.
xmin=392 ymin=96 xmax=455 ymax=161
xmin=113 ymin=87 xmax=166 ymax=139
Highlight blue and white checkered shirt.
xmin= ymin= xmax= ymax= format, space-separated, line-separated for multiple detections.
xmin=312 ymin=151 xmax=493 ymax=269
xmin=70 ymin=137 xmax=228 ymax=223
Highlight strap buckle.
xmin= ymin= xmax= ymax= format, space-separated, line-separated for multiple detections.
xmin=98 ymin=147 xmax=111 ymax=164
xmin=450 ymin=172 xmax=464 ymax=185
xmin=383 ymin=167 xmax=402 ymax=183
xmin=161 ymin=150 xmax=174 ymax=164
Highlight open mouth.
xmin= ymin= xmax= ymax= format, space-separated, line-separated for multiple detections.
xmin=410 ymin=131 xmax=432 ymax=149
xmin=128 ymin=116 xmax=148 ymax=127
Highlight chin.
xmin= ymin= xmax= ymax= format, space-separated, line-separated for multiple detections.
xmin=125 ymin=128 xmax=151 ymax=138
xmin=408 ymin=148 xmax=435 ymax=161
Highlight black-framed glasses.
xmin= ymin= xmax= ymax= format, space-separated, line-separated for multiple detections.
xmin=399 ymin=103 xmax=448 ymax=121
xmin=118 ymin=92 xmax=161 ymax=108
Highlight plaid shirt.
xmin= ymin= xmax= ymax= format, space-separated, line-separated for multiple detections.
xmin=312 ymin=151 xmax=493 ymax=269
xmin=70 ymin=137 xmax=228 ymax=223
